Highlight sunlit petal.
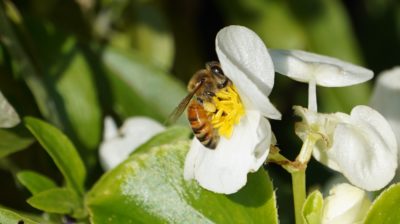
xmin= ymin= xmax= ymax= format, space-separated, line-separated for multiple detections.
xmin=184 ymin=110 xmax=271 ymax=194
xmin=216 ymin=25 xmax=281 ymax=119
xmin=270 ymin=49 xmax=373 ymax=87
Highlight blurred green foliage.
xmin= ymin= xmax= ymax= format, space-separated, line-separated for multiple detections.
xmin=0 ymin=0 xmax=399 ymax=223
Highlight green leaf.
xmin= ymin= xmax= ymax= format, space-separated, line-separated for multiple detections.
xmin=24 ymin=117 xmax=86 ymax=195
xmin=27 ymin=188 xmax=85 ymax=218
xmin=111 ymin=5 xmax=175 ymax=70
xmin=87 ymin=141 xmax=278 ymax=224
xmin=0 ymin=2 xmax=63 ymax=125
xmin=0 ymin=125 xmax=34 ymax=158
xmin=133 ymin=126 xmax=191 ymax=154
xmin=53 ymin=47 xmax=102 ymax=151
xmin=0 ymin=207 xmax=39 ymax=224
xmin=24 ymin=21 xmax=102 ymax=152
xmin=302 ymin=190 xmax=323 ymax=224
xmin=2 ymin=5 xmax=101 ymax=152
xmin=364 ymin=183 xmax=400 ymax=224
xmin=218 ymin=0 xmax=307 ymax=49
xmin=103 ymin=47 xmax=187 ymax=124
xmin=0 ymin=90 xmax=20 ymax=128
xmin=17 ymin=170 xmax=57 ymax=195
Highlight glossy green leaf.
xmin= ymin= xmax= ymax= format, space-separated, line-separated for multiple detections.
xmin=87 ymin=141 xmax=277 ymax=224
xmin=27 ymin=188 xmax=85 ymax=218
xmin=0 ymin=125 xmax=34 ymax=158
xmin=133 ymin=125 xmax=191 ymax=154
xmin=302 ymin=190 xmax=323 ymax=224
xmin=103 ymin=47 xmax=187 ymax=124
xmin=17 ymin=170 xmax=57 ymax=195
xmin=24 ymin=117 xmax=86 ymax=195
xmin=364 ymin=183 xmax=400 ymax=224
xmin=0 ymin=207 xmax=39 ymax=224
xmin=0 ymin=90 xmax=20 ymax=128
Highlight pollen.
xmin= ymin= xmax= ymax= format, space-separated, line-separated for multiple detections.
xmin=210 ymin=86 xmax=245 ymax=138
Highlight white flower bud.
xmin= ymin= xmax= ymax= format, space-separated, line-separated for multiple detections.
xmin=322 ymin=183 xmax=371 ymax=224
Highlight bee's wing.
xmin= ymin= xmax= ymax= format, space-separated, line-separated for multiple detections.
xmin=165 ymin=82 xmax=203 ymax=125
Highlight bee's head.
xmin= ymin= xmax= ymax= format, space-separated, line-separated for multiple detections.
xmin=206 ymin=61 xmax=230 ymax=89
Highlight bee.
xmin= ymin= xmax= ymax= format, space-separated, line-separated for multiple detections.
xmin=168 ymin=61 xmax=232 ymax=149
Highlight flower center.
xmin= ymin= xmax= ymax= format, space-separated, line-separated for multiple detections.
xmin=205 ymin=86 xmax=245 ymax=139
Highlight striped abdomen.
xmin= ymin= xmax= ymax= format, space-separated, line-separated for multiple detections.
xmin=187 ymin=100 xmax=219 ymax=149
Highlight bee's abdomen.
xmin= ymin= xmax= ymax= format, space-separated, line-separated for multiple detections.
xmin=188 ymin=101 xmax=219 ymax=149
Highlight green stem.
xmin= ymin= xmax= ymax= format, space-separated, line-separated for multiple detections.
xmin=291 ymin=134 xmax=321 ymax=224
xmin=291 ymin=169 xmax=306 ymax=224
xmin=269 ymin=134 xmax=321 ymax=224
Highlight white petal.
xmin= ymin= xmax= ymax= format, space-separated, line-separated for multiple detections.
xmin=99 ymin=117 xmax=165 ymax=170
xmin=103 ymin=116 xmax=118 ymax=140
xmin=184 ymin=110 xmax=271 ymax=194
xmin=269 ymin=49 xmax=373 ymax=87
xmin=120 ymin=117 xmax=165 ymax=137
xmin=370 ymin=67 xmax=400 ymax=167
xmin=352 ymin=106 xmax=397 ymax=153
xmin=216 ymin=25 xmax=281 ymax=119
xmin=314 ymin=106 xmax=398 ymax=191
xmin=322 ymin=183 xmax=370 ymax=224
xmin=0 ymin=90 xmax=20 ymax=128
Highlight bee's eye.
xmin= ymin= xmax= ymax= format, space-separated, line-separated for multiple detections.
xmin=211 ymin=66 xmax=224 ymax=76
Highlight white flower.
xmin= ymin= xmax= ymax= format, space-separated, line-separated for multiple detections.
xmin=269 ymin=49 xmax=373 ymax=111
xmin=184 ymin=25 xmax=281 ymax=194
xmin=370 ymin=67 xmax=400 ymax=178
xmin=99 ymin=116 xmax=165 ymax=170
xmin=322 ymin=183 xmax=371 ymax=224
xmin=295 ymin=105 xmax=398 ymax=191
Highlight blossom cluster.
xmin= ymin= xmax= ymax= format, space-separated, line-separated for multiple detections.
xmin=99 ymin=26 xmax=399 ymax=207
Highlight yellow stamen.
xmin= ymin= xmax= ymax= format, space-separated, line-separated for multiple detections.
xmin=209 ymin=86 xmax=245 ymax=138
xmin=203 ymin=102 xmax=216 ymax=113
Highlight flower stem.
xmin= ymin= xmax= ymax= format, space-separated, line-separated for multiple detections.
xmin=308 ymin=80 xmax=317 ymax=112
xmin=291 ymin=134 xmax=321 ymax=224
xmin=268 ymin=134 xmax=321 ymax=224
xmin=291 ymin=170 xmax=306 ymax=224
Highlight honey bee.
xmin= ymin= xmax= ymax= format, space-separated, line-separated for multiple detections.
xmin=168 ymin=61 xmax=232 ymax=149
